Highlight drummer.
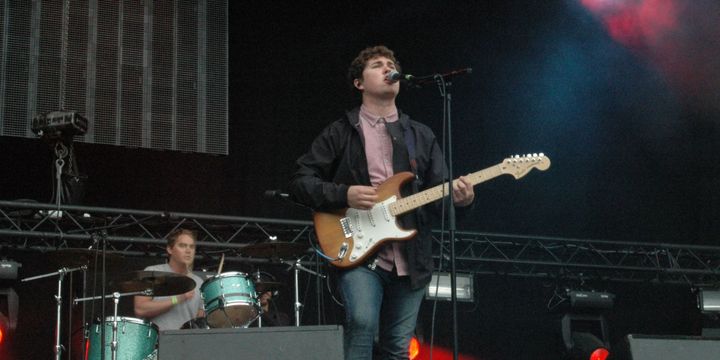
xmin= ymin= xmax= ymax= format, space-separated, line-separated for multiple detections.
xmin=134 ymin=228 xmax=205 ymax=330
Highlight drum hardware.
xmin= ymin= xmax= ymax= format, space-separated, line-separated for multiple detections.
xmin=290 ymin=259 xmax=326 ymax=327
xmin=76 ymin=270 xmax=194 ymax=360
xmin=181 ymin=317 xmax=210 ymax=330
xmin=110 ymin=270 xmax=196 ymax=296
xmin=49 ymin=247 xmax=126 ymax=357
xmin=21 ymin=265 xmax=87 ymax=360
xmin=251 ymin=269 xmax=285 ymax=328
xmin=252 ymin=278 xmax=284 ymax=294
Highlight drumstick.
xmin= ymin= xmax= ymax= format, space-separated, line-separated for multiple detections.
xmin=217 ymin=253 xmax=225 ymax=275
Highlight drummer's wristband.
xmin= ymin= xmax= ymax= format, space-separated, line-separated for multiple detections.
xmin=171 ymin=296 xmax=178 ymax=305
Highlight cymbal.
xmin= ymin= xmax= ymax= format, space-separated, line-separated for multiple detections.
xmin=111 ymin=270 xmax=195 ymax=296
xmin=241 ymin=242 xmax=309 ymax=259
xmin=253 ymin=280 xmax=285 ymax=293
xmin=49 ymin=248 xmax=124 ymax=268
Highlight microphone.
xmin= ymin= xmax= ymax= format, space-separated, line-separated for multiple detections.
xmin=386 ymin=68 xmax=472 ymax=86
xmin=263 ymin=190 xmax=290 ymax=200
xmin=385 ymin=70 xmax=415 ymax=83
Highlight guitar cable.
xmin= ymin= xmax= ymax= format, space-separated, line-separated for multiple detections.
xmin=308 ymin=231 xmax=343 ymax=262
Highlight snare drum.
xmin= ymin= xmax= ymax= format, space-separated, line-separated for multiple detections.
xmin=86 ymin=316 xmax=158 ymax=360
xmin=200 ymin=271 xmax=261 ymax=328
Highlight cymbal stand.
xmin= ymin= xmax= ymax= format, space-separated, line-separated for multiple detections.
xmin=75 ymin=289 xmax=150 ymax=360
xmin=291 ymin=259 xmax=325 ymax=326
xmin=21 ymin=265 xmax=87 ymax=360
xmin=253 ymin=269 xmax=264 ymax=328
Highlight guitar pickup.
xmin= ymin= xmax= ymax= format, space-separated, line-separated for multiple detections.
xmin=339 ymin=217 xmax=352 ymax=238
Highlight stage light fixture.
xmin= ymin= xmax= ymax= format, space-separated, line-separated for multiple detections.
xmin=589 ymin=347 xmax=609 ymax=360
xmin=425 ymin=272 xmax=474 ymax=302
xmin=567 ymin=290 xmax=614 ymax=309
xmin=697 ymin=288 xmax=720 ymax=313
xmin=565 ymin=331 xmax=610 ymax=360
xmin=0 ymin=260 xmax=20 ymax=280
xmin=560 ymin=289 xmax=613 ymax=360
xmin=697 ymin=288 xmax=720 ymax=337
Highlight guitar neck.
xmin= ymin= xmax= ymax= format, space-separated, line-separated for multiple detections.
xmin=389 ymin=163 xmax=504 ymax=216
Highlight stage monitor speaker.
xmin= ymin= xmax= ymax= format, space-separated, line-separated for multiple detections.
xmin=159 ymin=325 xmax=343 ymax=359
xmin=621 ymin=334 xmax=720 ymax=360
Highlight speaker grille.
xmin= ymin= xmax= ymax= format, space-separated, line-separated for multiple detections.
xmin=0 ymin=0 xmax=228 ymax=155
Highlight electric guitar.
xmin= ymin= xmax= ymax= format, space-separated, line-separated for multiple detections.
xmin=313 ymin=153 xmax=551 ymax=268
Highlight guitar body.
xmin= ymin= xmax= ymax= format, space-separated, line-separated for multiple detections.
xmin=313 ymin=153 xmax=551 ymax=269
xmin=313 ymin=171 xmax=418 ymax=269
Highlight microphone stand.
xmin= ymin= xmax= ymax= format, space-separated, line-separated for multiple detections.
xmin=436 ymin=75 xmax=459 ymax=360
xmin=290 ymin=258 xmax=326 ymax=326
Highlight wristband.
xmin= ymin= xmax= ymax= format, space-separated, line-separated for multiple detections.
xmin=171 ymin=296 xmax=178 ymax=305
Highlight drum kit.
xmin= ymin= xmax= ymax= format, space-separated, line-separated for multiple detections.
xmin=21 ymin=240 xmax=319 ymax=360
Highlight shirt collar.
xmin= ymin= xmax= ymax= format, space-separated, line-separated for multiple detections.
xmin=360 ymin=105 xmax=399 ymax=127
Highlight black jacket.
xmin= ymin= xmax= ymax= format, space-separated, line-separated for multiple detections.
xmin=288 ymin=107 xmax=450 ymax=289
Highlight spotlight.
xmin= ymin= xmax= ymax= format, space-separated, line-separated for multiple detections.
xmin=565 ymin=331 xmax=610 ymax=360
xmin=561 ymin=315 xmax=612 ymax=360
xmin=697 ymin=288 xmax=720 ymax=313
xmin=425 ymin=272 xmax=474 ymax=302
xmin=697 ymin=288 xmax=720 ymax=337
xmin=560 ymin=289 xmax=613 ymax=360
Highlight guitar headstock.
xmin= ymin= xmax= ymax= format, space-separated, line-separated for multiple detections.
xmin=501 ymin=153 xmax=551 ymax=179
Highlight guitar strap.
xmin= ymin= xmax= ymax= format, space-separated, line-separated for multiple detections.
xmin=403 ymin=126 xmax=418 ymax=175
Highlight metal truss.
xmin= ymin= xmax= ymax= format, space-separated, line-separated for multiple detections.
xmin=432 ymin=231 xmax=720 ymax=286
xmin=0 ymin=200 xmax=317 ymax=267
xmin=2 ymin=200 xmax=720 ymax=286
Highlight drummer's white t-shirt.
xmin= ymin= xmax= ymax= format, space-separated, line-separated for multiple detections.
xmin=144 ymin=263 xmax=204 ymax=330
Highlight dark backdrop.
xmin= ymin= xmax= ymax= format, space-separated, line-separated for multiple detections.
xmin=3 ymin=0 xmax=718 ymax=243
xmin=0 ymin=1 xmax=718 ymax=359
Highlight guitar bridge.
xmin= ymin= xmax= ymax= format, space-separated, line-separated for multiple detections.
xmin=339 ymin=217 xmax=352 ymax=238
xmin=337 ymin=242 xmax=348 ymax=259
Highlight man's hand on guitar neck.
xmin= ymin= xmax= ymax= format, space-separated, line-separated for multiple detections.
xmin=453 ymin=175 xmax=475 ymax=207
xmin=348 ymin=185 xmax=379 ymax=210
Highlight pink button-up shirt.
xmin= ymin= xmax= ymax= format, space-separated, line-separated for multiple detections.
xmin=358 ymin=105 xmax=409 ymax=275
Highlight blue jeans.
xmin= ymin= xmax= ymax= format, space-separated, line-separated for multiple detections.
xmin=338 ymin=265 xmax=426 ymax=360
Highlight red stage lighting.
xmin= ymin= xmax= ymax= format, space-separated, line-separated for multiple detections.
xmin=409 ymin=336 xmax=420 ymax=360
xmin=589 ymin=347 xmax=609 ymax=360
xmin=0 ymin=312 xmax=8 ymax=345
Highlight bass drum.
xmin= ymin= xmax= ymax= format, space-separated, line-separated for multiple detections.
xmin=86 ymin=316 xmax=158 ymax=360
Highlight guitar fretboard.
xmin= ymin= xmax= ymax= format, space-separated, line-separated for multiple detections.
xmin=388 ymin=163 xmax=504 ymax=216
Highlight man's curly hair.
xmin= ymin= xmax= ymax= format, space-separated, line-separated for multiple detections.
xmin=347 ymin=45 xmax=402 ymax=90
